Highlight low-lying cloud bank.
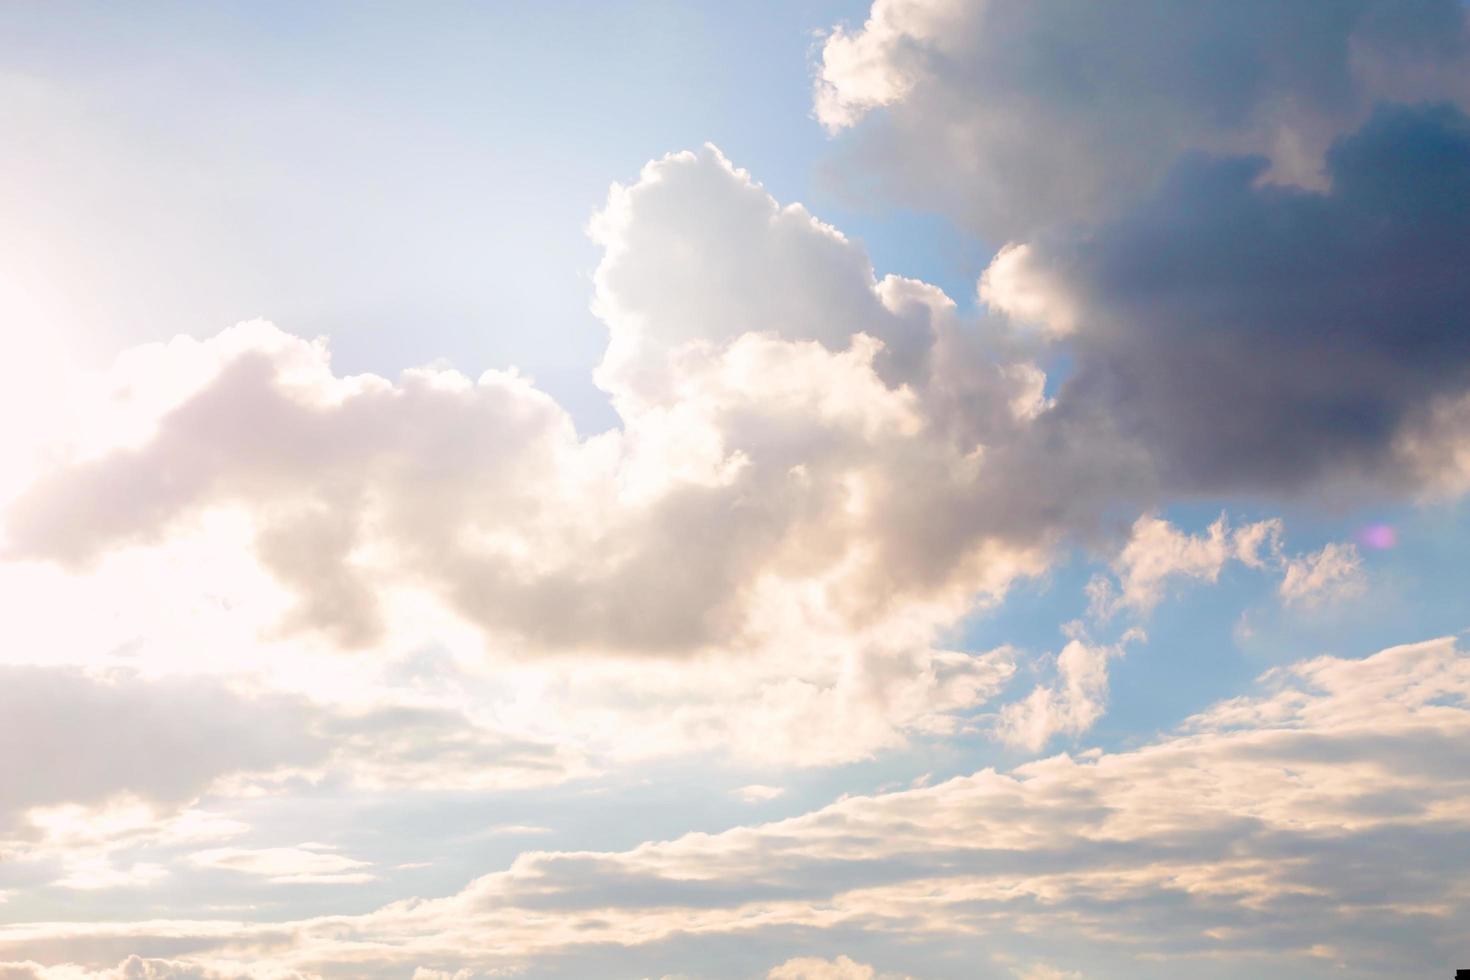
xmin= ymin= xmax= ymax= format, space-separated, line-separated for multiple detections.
xmin=6 ymin=146 xmax=1068 ymax=663
xmin=2 ymin=638 xmax=1466 ymax=978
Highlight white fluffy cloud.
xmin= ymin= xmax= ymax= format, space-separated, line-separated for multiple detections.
xmin=767 ymin=956 xmax=892 ymax=980
xmin=15 ymin=144 xmax=1420 ymax=783
xmin=0 ymin=146 xmax=1090 ymax=772
xmin=1087 ymin=513 xmax=1283 ymax=618
xmin=977 ymin=244 xmax=1077 ymax=338
xmin=0 ymin=148 xmax=1075 ymax=667
xmin=1087 ymin=513 xmax=1367 ymax=621
xmin=734 ymin=785 xmax=785 ymax=804
xmin=1278 ymin=542 xmax=1367 ymax=609
xmin=1008 ymin=967 xmax=1081 ymax=980
xmin=995 ymin=627 xmax=1140 ymax=751
xmin=187 ymin=846 xmax=373 ymax=885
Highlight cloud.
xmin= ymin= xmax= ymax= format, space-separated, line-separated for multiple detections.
xmin=987 ymin=103 xmax=1470 ymax=497
xmin=4 ymin=8 xmax=1467 ymax=978
xmin=0 ymin=667 xmax=323 ymax=836
xmin=8 ymin=637 xmax=1467 ymax=977
xmin=0 ymin=668 xmax=583 ymax=814
xmin=1279 ymin=542 xmax=1367 ymax=608
xmin=5 ymin=149 xmax=1060 ymax=660
xmin=467 ymin=825 xmax=552 ymax=840
xmin=314 ymin=702 xmax=588 ymax=793
xmin=995 ymin=627 xmax=1140 ymax=751
xmin=0 ymin=663 xmax=589 ymax=894
xmin=1087 ymin=513 xmax=1373 ymax=623
xmin=1087 ymin=513 xmax=1283 ymax=618
xmin=977 ymin=244 xmax=1077 ymax=338
xmin=820 ymin=7 xmax=1470 ymax=504
xmin=186 ymin=845 xmax=373 ymax=885
xmin=766 ymin=956 xmax=883 ymax=980
xmin=0 ymin=102 xmax=1463 ymax=974
xmin=1394 ymin=388 xmax=1470 ymax=497
xmin=0 ymin=146 xmax=1113 ymax=768
xmin=0 ymin=956 xmax=316 ymax=980
xmin=27 ymin=135 xmax=1442 ymax=776
xmin=817 ymin=0 xmax=1470 ymax=235
xmin=1008 ymin=966 xmax=1081 ymax=980
xmin=734 ymin=785 xmax=785 ymax=804
xmin=4 ymin=131 xmax=1453 ymax=784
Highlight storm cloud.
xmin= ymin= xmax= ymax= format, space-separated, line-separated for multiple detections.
xmin=1003 ymin=103 xmax=1470 ymax=494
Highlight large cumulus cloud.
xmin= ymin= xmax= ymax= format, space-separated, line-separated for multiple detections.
xmin=0 ymin=147 xmax=1098 ymax=769
xmin=1 ymin=148 xmax=1069 ymax=663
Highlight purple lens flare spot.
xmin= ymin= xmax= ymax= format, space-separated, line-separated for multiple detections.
xmin=1356 ymin=524 xmax=1397 ymax=550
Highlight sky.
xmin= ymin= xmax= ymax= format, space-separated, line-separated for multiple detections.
xmin=1 ymin=2 xmax=1469 ymax=978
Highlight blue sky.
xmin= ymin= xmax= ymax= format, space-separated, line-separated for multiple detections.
xmin=2 ymin=3 xmax=1470 ymax=979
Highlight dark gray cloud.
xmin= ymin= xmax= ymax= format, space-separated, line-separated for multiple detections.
xmin=1035 ymin=103 xmax=1470 ymax=494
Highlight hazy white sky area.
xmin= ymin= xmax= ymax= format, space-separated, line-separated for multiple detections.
xmin=3 ymin=2 xmax=1470 ymax=978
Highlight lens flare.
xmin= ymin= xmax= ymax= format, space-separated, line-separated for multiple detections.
xmin=1356 ymin=524 xmax=1397 ymax=550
